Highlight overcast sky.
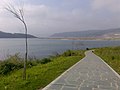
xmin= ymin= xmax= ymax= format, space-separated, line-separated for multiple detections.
xmin=0 ymin=0 xmax=120 ymax=37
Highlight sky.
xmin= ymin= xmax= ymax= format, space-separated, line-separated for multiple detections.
xmin=0 ymin=0 xmax=120 ymax=37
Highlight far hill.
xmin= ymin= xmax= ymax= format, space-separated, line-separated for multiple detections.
xmin=0 ymin=31 xmax=37 ymax=38
xmin=51 ymin=28 xmax=120 ymax=39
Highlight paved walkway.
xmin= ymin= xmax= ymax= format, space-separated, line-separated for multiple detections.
xmin=42 ymin=51 xmax=120 ymax=90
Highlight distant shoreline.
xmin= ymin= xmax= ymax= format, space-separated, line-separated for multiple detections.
xmin=0 ymin=37 xmax=120 ymax=40
xmin=38 ymin=37 xmax=120 ymax=40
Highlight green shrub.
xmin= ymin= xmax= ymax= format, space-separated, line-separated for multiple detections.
xmin=62 ymin=50 xmax=83 ymax=57
xmin=112 ymin=56 xmax=115 ymax=60
xmin=0 ymin=53 xmax=43 ymax=75
xmin=0 ymin=63 xmax=15 ymax=75
xmin=40 ymin=58 xmax=51 ymax=64
xmin=0 ymin=53 xmax=24 ymax=75
xmin=62 ymin=50 xmax=72 ymax=56
xmin=27 ymin=60 xmax=40 ymax=68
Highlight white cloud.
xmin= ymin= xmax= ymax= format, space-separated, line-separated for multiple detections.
xmin=92 ymin=0 xmax=120 ymax=12
xmin=0 ymin=0 xmax=15 ymax=8
xmin=25 ymin=4 xmax=49 ymax=16
xmin=0 ymin=0 xmax=120 ymax=37
xmin=0 ymin=3 xmax=50 ymax=34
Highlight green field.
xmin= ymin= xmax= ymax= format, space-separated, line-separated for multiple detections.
xmin=0 ymin=50 xmax=85 ymax=90
xmin=95 ymin=46 xmax=120 ymax=75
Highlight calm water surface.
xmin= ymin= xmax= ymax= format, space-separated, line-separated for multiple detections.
xmin=0 ymin=38 xmax=120 ymax=60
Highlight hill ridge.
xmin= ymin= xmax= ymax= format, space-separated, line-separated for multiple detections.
xmin=51 ymin=28 xmax=120 ymax=38
xmin=0 ymin=31 xmax=37 ymax=38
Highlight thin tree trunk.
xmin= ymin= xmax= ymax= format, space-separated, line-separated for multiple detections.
xmin=23 ymin=21 xmax=28 ymax=80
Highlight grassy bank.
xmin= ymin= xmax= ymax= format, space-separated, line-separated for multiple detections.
xmin=0 ymin=50 xmax=85 ymax=90
xmin=95 ymin=46 xmax=120 ymax=75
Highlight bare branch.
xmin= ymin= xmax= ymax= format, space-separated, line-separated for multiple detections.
xmin=19 ymin=9 xmax=24 ymax=21
xmin=5 ymin=3 xmax=24 ymax=23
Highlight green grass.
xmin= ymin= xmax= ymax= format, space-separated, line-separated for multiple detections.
xmin=94 ymin=46 xmax=120 ymax=75
xmin=0 ymin=50 xmax=84 ymax=90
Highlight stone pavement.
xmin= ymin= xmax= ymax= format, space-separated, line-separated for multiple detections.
xmin=42 ymin=51 xmax=120 ymax=90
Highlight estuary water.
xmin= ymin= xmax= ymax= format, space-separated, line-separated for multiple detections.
xmin=0 ymin=38 xmax=120 ymax=60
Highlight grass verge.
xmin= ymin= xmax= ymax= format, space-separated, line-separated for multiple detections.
xmin=94 ymin=46 xmax=120 ymax=75
xmin=0 ymin=50 xmax=85 ymax=90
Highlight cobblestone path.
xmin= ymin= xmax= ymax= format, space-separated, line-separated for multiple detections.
xmin=42 ymin=51 xmax=120 ymax=90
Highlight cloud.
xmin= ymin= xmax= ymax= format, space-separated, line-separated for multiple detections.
xmin=22 ymin=4 xmax=85 ymax=36
xmin=92 ymin=0 xmax=120 ymax=12
xmin=25 ymin=4 xmax=49 ymax=16
xmin=0 ymin=3 xmax=50 ymax=34
xmin=0 ymin=0 xmax=120 ymax=37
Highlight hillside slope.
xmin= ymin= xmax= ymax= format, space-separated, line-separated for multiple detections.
xmin=51 ymin=28 xmax=120 ymax=38
xmin=0 ymin=31 xmax=37 ymax=38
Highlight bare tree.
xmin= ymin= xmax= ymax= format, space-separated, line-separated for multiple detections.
xmin=5 ymin=2 xmax=28 ymax=80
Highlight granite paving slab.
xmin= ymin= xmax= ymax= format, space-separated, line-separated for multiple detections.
xmin=42 ymin=51 xmax=120 ymax=90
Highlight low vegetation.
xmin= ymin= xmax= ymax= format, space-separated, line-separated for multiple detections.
xmin=0 ymin=50 xmax=85 ymax=90
xmin=95 ymin=46 xmax=120 ymax=74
